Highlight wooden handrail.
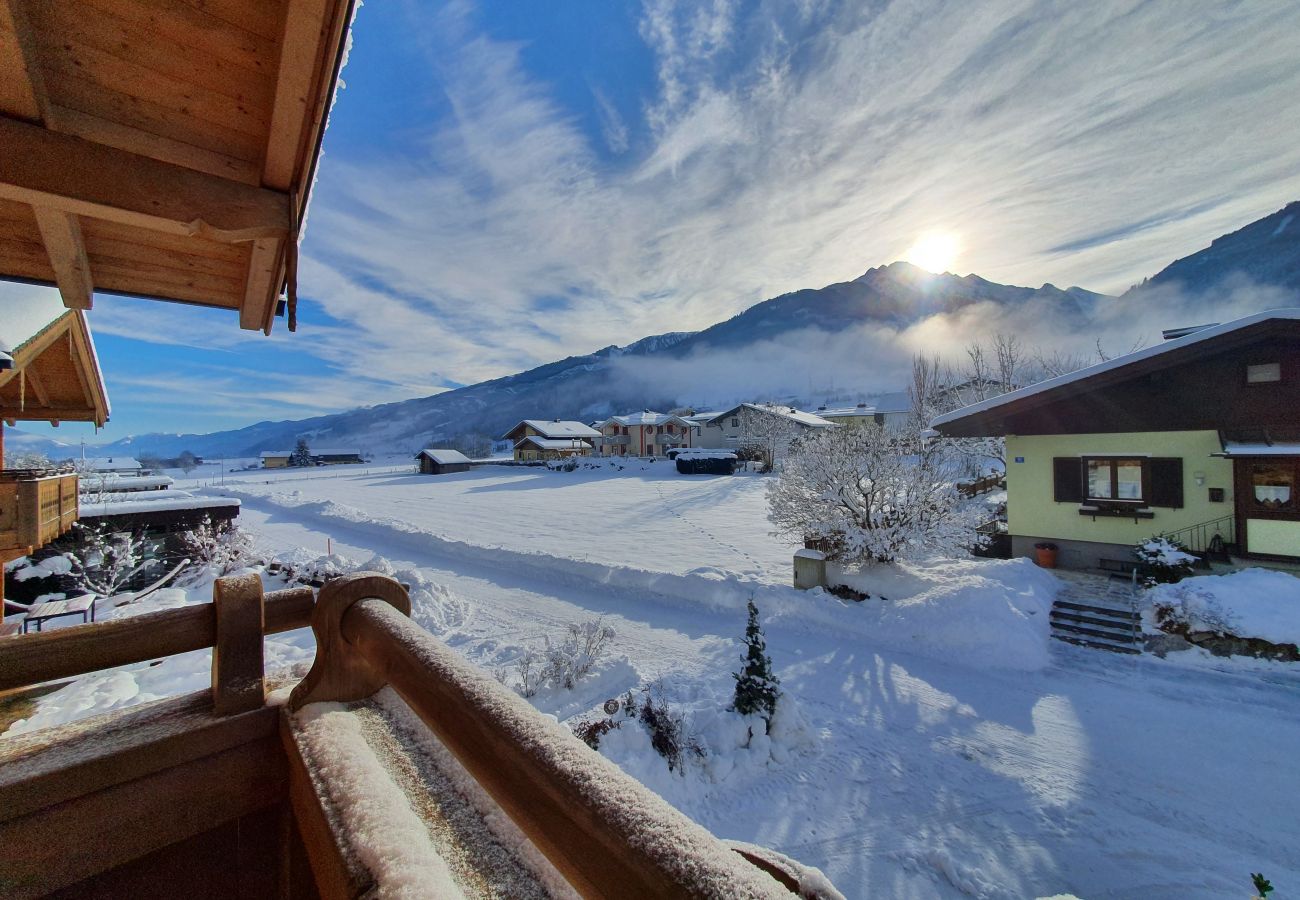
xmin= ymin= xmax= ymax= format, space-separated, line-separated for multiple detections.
xmin=0 ymin=586 xmax=314 ymax=694
xmin=332 ymin=595 xmax=795 ymax=899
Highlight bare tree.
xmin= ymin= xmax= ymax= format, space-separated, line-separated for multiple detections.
xmin=738 ymin=404 xmax=804 ymax=473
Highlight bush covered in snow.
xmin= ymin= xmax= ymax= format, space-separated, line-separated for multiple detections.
xmin=767 ymin=424 xmax=988 ymax=565
xmin=1134 ymin=536 xmax=1198 ymax=587
xmin=508 ymin=617 xmax=616 ymax=697
xmin=65 ymin=522 xmax=152 ymax=597
xmin=180 ymin=516 xmax=256 ymax=582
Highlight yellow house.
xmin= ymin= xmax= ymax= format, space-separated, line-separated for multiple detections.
xmin=933 ymin=310 xmax=1300 ymax=569
xmin=501 ymin=420 xmax=600 ymax=461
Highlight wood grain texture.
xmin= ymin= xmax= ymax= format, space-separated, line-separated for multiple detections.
xmin=31 ymin=207 xmax=93 ymax=309
xmin=287 ymin=573 xmax=411 ymax=711
xmin=211 ymin=573 xmax=266 ymax=715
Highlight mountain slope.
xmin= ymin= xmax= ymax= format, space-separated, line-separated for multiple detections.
xmin=67 ymin=201 xmax=1300 ymax=460
xmin=1128 ymin=200 xmax=1300 ymax=298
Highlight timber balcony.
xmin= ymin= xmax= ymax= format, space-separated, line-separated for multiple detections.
xmin=0 ymin=573 xmax=839 ymax=899
xmin=0 ymin=470 xmax=78 ymax=557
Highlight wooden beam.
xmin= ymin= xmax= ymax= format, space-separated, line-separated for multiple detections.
xmin=20 ymin=363 xmax=48 ymax=408
xmin=264 ymin=0 xmax=331 ymax=192
xmin=240 ymin=236 xmax=283 ymax=332
xmin=211 ymin=574 xmax=266 ymax=715
xmin=0 ymin=117 xmax=292 ymax=243
xmin=0 ymin=0 xmax=45 ymax=122
xmin=31 ymin=206 xmax=92 ymax=309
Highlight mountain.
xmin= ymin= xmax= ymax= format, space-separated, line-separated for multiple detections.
xmin=62 ymin=202 xmax=1300 ymax=460
xmin=1127 ymin=200 xmax=1300 ymax=298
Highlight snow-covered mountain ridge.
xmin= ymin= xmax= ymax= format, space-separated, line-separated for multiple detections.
xmin=24 ymin=202 xmax=1298 ymax=460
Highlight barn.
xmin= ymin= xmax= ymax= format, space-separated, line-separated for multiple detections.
xmin=417 ymin=448 xmax=473 ymax=475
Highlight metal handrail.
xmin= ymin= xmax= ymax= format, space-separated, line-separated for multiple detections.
xmin=1159 ymin=514 xmax=1236 ymax=554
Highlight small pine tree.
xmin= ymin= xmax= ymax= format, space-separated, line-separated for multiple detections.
xmin=732 ymin=598 xmax=781 ymax=733
xmin=1252 ymin=873 xmax=1274 ymax=898
xmin=289 ymin=438 xmax=313 ymax=467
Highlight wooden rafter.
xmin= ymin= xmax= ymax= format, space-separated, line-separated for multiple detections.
xmin=0 ymin=0 xmax=96 ymax=310
xmin=0 ymin=118 xmax=292 ymax=242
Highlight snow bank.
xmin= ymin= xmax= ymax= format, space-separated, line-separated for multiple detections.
xmin=826 ymin=557 xmax=1059 ymax=670
xmin=1146 ymin=569 xmax=1300 ymax=645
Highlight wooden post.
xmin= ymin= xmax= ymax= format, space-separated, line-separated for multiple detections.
xmin=211 ymin=574 xmax=266 ymax=715
xmin=287 ymin=573 xmax=410 ymax=711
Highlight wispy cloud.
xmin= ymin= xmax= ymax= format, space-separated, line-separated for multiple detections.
xmin=10 ymin=0 xmax=1299 ymax=439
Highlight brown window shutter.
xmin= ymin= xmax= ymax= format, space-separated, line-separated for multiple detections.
xmin=1149 ymin=458 xmax=1184 ymax=508
xmin=1053 ymin=458 xmax=1083 ymax=502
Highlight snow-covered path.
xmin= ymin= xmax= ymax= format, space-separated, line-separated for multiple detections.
xmin=237 ymin=492 xmax=1300 ymax=900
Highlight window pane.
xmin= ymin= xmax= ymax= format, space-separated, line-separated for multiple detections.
xmin=1116 ymin=461 xmax=1143 ymax=499
xmin=1252 ymin=464 xmax=1294 ymax=508
xmin=1246 ymin=363 xmax=1281 ymax=384
xmin=1086 ymin=459 xmax=1113 ymax=498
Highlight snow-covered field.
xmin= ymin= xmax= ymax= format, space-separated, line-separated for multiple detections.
xmin=9 ymin=462 xmax=1300 ymax=898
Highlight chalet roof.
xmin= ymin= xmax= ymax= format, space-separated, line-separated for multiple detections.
xmin=600 ymin=411 xmax=694 ymax=428
xmin=502 ymin=420 xmax=602 ymax=440
xmin=816 ymin=404 xmax=876 ymax=418
xmin=417 ymin=449 xmax=471 ymax=465
xmin=0 ymin=297 xmax=109 ymax=426
xmin=932 ymin=309 xmax=1300 ymax=437
xmin=84 ymin=457 xmax=140 ymax=471
xmin=0 ymin=0 xmax=357 ymax=334
xmin=518 ymin=436 xmax=594 ymax=451
xmin=707 ymin=403 xmax=835 ymax=429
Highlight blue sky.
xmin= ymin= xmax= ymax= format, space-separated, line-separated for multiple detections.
xmin=6 ymin=0 xmax=1300 ymax=444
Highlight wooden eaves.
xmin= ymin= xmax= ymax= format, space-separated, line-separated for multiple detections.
xmin=0 ymin=0 xmax=356 ymax=333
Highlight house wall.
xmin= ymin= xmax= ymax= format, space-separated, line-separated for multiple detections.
xmin=1005 ymin=430 xmax=1234 ymax=567
xmin=1245 ymin=519 xmax=1300 ymax=557
xmin=262 ymin=457 xmax=289 ymax=469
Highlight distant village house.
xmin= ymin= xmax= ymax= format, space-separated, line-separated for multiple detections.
xmin=417 ymin=448 xmax=472 ymax=474
xmin=501 ymin=420 xmax=600 ymax=461
xmin=261 ymin=448 xmax=363 ymax=468
xmin=595 ymin=411 xmax=696 ymax=457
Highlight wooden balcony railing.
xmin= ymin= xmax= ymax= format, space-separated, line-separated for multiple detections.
xmin=0 ymin=470 xmax=79 ymax=555
xmin=0 ymin=574 xmax=839 ymax=899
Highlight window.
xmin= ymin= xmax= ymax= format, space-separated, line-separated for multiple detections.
xmin=1246 ymin=362 xmax=1281 ymax=384
xmin=731 ymin=417 xmax=739 ymax=428
xmin=1248 ymin=462 xmax=1294 ymax=512
xmin=1085 ymin=457 xmax=1144 ymax=502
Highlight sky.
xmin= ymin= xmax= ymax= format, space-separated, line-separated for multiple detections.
xmin=6 ymin=0 xmax=1300 ymax=443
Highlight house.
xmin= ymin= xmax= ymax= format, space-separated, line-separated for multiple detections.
xmin=932 ymin=309 xmax=1300 ymax=568
xmin=595 ymin=411 xmax=696 ymax=457
xmin=1 ymin=296 xmax=107 ymax=631
xmin=696 ymin=404 xmax=835 ymax=461
xmin=869 ymin=391 xmax=914 ymax=429
xmin=261 ymin=448 xmax=363 ymax=468
xmin=312 ymin=449 xmax=363 ymax=465
xmin=814 ymin=403 xmax=877 ymax=427
xmin=84 ymin=456 xmax=142 ymax=474
xmin=417 ymin=448 xmax=472 ymax=474
xmin=501 ymin=420 xmax=601 ymax=461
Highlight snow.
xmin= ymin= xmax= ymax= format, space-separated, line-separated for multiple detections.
xmin=1138 ymin=537 xmax=1198 ymax=568
xmin=8 ymin=462 xmax=1300 ymax=898
xmin=711 ymin=403 xmax=835 ymax=429
xmin=418 ymin=448 xmax=472 ymax=465
xmin=1220 ymin=440 xmax=1300 ymax=456
xmin=1146 ymin=569 xmax=1300 ymax=645
xmin=293 ymin=702 xmax=469 ymax=899
xmin=506 ymin=420 xmax=602 ymax=439
xmin=932 ymin=307 xmax=1300 ymax=429
xmin=78 ymin=494 xmax=240 ymax=517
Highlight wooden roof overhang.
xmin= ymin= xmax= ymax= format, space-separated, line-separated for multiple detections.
xmin=933 ymin=316 xmax=1300 ymax=438
xmin=0 ymin=308 xmax=108 ymax=426
xmin=0 ymin=0 xmax=356 ymax=334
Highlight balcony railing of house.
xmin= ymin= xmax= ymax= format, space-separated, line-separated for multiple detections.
xmin=0 ymin=469 xmax=79 ymax=555
xmin=0 ymin=573 xmax=838 ymax=898
xmin=601 ymin=434 xmax=630 ymax=445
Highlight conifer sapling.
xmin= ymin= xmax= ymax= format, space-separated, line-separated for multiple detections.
xmin=732 ymin=598 xmax=781 ymax=734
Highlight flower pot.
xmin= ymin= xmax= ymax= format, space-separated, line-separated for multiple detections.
xmin=1034 ymin=543 xmax=1058 ymax=568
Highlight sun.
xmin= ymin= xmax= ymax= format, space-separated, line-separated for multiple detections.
xmin=902 ymin=232 xmax=961 ymax=274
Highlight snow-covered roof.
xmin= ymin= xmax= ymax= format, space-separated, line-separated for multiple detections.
xmin=312 ymin=448 xmax=362 ymax=456
xmin=503 ymin=419 xmax=602 ymax=440
xmin=600 ymin=411 xmax=694 ymax=428
xmin=668 ymin=449 xmax=737 ymax=460
xmin=94 ymin=475 xmax=174 ymax=491
xmin=518 ymin=436 xmax=593 ymax=451
xmin=84 ymin=457 xmax=141 ymax=471
xmin=933 ymin=308 xmax=1300 ymax=430
xmin=816 ymin=405 xmax=876 ymax=419
xmin=1219 ymin=441 xmax=1300 ymax=457
xmin=78 ymin=494 xmax=240 ymax=517
xmin=708 ymin=404 xmax=835 ymax=428
xmin=871 ymin=391 xmax=913 ymax=414
xmin=260 ymin=450 xmax=292 ymax=458
xmin=683 ymin=412 xmax=723 ymax=424
xmin=0 ymin=294 xmax=70 ymax=355
xmin=418 ymin=448 xmax=472 ymax=465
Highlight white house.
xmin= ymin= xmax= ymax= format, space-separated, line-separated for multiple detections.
xmin=695 ymin=404 xmax=834 ymax=463
xmin=84 ymin=457 xmax=142 ymax=474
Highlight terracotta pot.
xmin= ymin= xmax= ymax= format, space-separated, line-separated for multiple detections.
xmin=1034 ymin=545 xmax=1058 ymax=568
